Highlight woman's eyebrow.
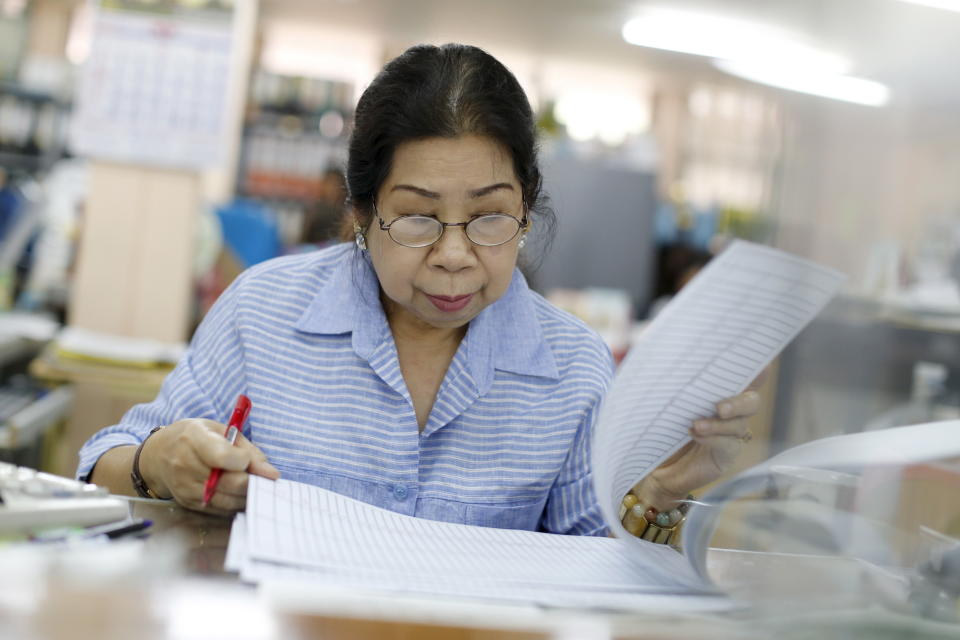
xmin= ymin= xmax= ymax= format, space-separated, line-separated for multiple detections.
xmin=389 ymin=183 xmax=515 ymax=199
xmin=469 ymin=183 xmax=514 ymax=198
xmin=391 ymin=184 xmax=440 ymax=199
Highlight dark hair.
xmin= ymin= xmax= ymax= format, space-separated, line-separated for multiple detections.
xmin=345 ymin=43 xmax=554 ymax=256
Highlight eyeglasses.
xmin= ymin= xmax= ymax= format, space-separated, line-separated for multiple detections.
xmin=376 ymin=211 xmax=528 ymax=248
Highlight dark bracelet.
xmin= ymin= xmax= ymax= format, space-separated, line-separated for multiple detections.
xmin=130 ymin=426 xmax=169 ymax=499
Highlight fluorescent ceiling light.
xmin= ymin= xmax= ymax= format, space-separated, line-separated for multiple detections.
xmin=622 ymin=8 xmax=850 ymax=74
xmin=896 ymin=0 xmax=960 ymax=12
xmin=713 ymin=60 xmax=891 ymax=107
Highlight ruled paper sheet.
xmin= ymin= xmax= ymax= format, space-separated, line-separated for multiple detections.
xmin=235 ymin=476 xmax=729 ymax=610
xmin=594 ymin=241 xmax=845 ymax=546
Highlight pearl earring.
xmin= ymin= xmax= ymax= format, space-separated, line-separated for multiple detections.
xmin=518 ymin=234 xmax=527 ymax=249
xmin=353 ymin=223 xmax=367 ymax=251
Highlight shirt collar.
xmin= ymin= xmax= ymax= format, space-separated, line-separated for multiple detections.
xmin=294 ymin=250 xmax=388 ymax=359
xmin=467 ymin=270 xmax=559 ymax=385
xmin=294 ymin=250 xmax=558 ymax=382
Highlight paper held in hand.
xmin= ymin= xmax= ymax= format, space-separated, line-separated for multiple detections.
xmin=227 ymin=241 xmax=960 ymax=610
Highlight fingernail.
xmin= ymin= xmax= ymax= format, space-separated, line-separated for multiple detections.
xmin=718 ymin=402 xmax=733 ymax=418
xmin=694 ymin=420 xmax=711 ymax=435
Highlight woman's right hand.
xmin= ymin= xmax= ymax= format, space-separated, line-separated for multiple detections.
xmin=139 ymin=418 xmax=280 ymax=515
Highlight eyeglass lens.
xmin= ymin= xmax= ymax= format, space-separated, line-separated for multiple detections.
xmin=388 ymin=214 xmax=522 ymax=247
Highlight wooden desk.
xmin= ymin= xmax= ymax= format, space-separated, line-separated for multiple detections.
xmin=1 ymin=498 xmax=954 ymax=640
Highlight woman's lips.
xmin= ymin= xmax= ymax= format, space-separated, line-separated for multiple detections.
xmin=426 ymin=293 xmax=474 ymax=312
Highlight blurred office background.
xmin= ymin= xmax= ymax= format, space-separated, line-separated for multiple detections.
xmin=1 ymin=0 xmax=959 ymax=534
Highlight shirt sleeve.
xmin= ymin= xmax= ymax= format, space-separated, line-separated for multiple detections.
xmin=76 ymin=274 xmax=249 ymax=481
xmin=539 ymin=398 xmax=609 ymax=536
xmin=540 ymin=346 xmax=614 ymax=537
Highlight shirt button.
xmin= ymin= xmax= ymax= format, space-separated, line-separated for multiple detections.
xmin=393 ymin=485 xmax=408 ymax=500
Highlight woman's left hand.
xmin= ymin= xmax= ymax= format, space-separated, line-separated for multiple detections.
xmin=624 ymin=370 xmax=768 ymax=520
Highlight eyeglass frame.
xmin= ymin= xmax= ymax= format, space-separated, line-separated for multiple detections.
xmin=372 ymin=203 xmax=529 ymax=249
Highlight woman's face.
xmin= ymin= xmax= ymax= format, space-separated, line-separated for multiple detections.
xmin=365 ymin=135 xmax=526 ymax=334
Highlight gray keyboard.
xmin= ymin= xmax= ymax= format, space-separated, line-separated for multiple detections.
xmin=0 ymin=462 xmax=129 ymax=534
xmin=0 ymin=388 xmax=36 ymax=423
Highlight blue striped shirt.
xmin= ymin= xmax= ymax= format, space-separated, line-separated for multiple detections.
xmin=78 ymin=243 xmax=614 ymax=535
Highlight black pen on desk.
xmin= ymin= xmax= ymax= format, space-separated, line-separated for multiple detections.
xmin=84 ymin=518 xmax=153 ymax=540
xmin=32 ymin=518 xmax=153 ymax=543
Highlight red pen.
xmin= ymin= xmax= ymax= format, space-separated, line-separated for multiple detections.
xmin=201 ymin=394 xmax=252 ymax=507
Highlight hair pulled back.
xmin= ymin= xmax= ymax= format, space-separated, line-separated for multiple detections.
xmin=347 ymin=43 xmax=551 ymax=235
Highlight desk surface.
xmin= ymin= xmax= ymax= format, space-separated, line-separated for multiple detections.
xmin=1 ymin=498 xmax=956 ymax=640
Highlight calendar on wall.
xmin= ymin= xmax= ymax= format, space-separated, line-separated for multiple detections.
xmin=70 ymin=0 xmax=237 ymax=169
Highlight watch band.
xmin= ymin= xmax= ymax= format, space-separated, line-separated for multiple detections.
xmin=131 ymin=426 xmax=167 ymax=499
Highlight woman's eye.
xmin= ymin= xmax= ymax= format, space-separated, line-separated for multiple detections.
xmin=392 ymin=216 xmax=439 ymax=230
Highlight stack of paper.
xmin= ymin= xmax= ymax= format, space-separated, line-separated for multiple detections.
xmin=54 ymin=326 xmax=185 ymax=367
xmin=228 ymin=476 xmax=727 ymax=610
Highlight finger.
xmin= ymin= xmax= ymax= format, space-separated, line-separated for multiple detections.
xmin=208 ymin=469 xmax=249 ymax=499
xmin=691 ymin=417 xmax=750 ymax=440
xmin=207 ymin=493 xmax=246 ymax=515
xmin=715 ymin=389 xmax=761 ymax=420
xmin=234 ymin=432 xmax=281 ymax=479
xmin=249 ymin=459 xmax=281 ymax=480
xmin=193 ymin=427 xmax=255 ymax=472
xmin=693 ymin=432 xmax=744 ymax=455
xmin=191 ymin=489 xmax=246 ymax=516
xmin=177 ymin=466 xmax=247 ymax=515
xmin=691 ymin=431 xmax=753 ymax=447
xmin=204 ymin=471 xmax=248 ymax=513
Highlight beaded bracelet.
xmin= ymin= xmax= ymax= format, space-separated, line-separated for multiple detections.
xmin=619 ymin=494 xmax=695 ymax=546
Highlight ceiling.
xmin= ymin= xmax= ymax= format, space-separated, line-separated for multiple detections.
xmin=259 ymin=0 xmax=960 ymax=109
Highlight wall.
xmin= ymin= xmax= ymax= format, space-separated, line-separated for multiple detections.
xmin=775 ymin=99 xmax=960 ymax=290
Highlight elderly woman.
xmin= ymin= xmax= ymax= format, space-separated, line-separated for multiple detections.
xmin=79 ymin=44 xmax=758 ymax=538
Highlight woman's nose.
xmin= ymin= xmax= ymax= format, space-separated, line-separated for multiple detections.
xmin=428 ymin=225 xmax=476 ymax=270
